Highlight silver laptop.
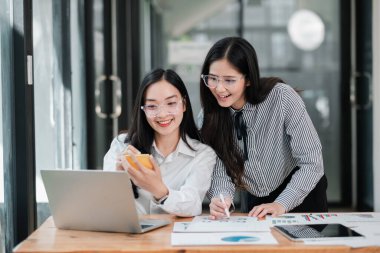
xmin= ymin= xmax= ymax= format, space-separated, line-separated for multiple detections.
xmin=41 ymin=169 xmax=170 ymax=233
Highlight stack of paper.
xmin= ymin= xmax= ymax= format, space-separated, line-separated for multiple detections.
xmin=171 ymin=213 xmax=380 ymax=247
xmin=171 ymin=215 xmax=277 ymax=246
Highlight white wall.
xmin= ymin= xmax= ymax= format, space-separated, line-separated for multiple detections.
xmin=373 ymin=0 xmax=380 ymax=211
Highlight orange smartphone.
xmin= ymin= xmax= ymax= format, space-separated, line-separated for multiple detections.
xmin=125 ymin=154 xmax=153 ymax=170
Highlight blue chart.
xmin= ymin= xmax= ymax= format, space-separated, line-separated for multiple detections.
xmin=221 ymin=236 xmax=260 ymax=242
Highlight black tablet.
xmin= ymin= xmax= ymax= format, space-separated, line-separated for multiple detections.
xmin=274 ymin=223 xmax=364 ymax=241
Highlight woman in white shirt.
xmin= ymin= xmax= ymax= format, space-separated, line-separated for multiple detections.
xmin=103 ymin=68 xmax=216 ymax=217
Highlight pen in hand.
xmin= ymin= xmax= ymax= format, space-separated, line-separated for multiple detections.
xmin=219 ymin=193 xmax=230 ymax=218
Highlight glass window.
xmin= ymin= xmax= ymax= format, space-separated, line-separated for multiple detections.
xmin=243 ymin=0 xmax=341 ymax=203
xmin=150 ymin=0 xmax=240 ymax=117
xmin=33 ymin=0 xmax=86 ymax=226
xmin=0 ymin=0 xmax=8 ymax=251
xmin=0 ymin=24 xmax=4 ymax=253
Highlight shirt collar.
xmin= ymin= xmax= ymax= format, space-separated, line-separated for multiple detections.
xmin=229 ymin=102 xmax=255 ymax=114
xmin=176 ymin=135 xmax=196 ymax=157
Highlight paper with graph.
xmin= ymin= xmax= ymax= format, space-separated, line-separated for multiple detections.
xmin=174 ymin=216 xmax=270 ymax=232
xmin=171 ymin=232 xmax=277 ymax=246
xmin=266 ymin=213 xmax=380 ymax=226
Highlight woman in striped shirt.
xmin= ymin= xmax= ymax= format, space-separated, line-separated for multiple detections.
xmin=200 ymin=37 xmax=328 ymax=219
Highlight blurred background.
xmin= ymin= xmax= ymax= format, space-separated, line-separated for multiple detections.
xmin=1 ymin=0 xmax=379 ymax=252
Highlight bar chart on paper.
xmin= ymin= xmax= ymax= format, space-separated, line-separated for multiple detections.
xmin=265 ymin=213 xmax=380 ymax=226
xmin=183 ymin=216 xmax=270 ymax=232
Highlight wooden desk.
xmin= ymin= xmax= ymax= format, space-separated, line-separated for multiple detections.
xmin=13 ymin=214 xmax=380 ymax=253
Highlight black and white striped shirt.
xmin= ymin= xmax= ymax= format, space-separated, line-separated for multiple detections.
xmin=207 ymin=83 xmax=324 ymax=212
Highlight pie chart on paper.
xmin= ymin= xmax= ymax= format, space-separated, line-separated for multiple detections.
xmin=221 ymin=235 xmax=260 ymax=242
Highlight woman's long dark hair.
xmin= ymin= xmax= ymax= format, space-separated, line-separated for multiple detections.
xmin=126 ymin=68 xmax=200 ymax=153
xmin=200 ymin=37 xmax=283 ymax=188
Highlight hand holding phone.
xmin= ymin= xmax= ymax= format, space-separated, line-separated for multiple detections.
xmin=125 ymin=154 xmax=154 ymax=170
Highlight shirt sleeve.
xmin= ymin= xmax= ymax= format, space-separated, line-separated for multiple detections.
xmin=103 ymin=134 xmax=128 ymax=171
xmin=155 ymin=146 xmax=217 ymax=217
xmin=206 ymin=156 xmax=236 ymax=202
xmin=274 ymin=86 xmax=324 ymax=211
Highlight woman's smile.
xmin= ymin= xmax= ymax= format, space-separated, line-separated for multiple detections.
xmin=156 ymin=118 xmax=173 ymax=127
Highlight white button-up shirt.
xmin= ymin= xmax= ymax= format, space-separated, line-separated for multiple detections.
xmin=103 ymin=134 xmax=216 ymax=217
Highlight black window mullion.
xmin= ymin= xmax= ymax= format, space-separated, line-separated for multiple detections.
xmin=3 ymin=0 xmax=36 ymax=252
xmin=124 ymin=0 xmax=141 ymax=127
xmin=339 ymin=0 xmax=352 ymax=208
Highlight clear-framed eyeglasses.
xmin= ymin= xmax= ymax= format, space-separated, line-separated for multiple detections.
xmin=141 ymin=98 xmax=184 ymax=118
xmin=201 ymin=74 xmax=245 ymax=89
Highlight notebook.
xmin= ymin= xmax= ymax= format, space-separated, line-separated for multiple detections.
xmin=41 ymin=169 xmax=170 ymax=233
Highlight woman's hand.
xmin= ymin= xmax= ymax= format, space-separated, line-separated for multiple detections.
xmin=248 ymin=202 xmax=285 ymax=218
xmin=115 ymin=145 xmax=140 ymax=171
xmin=125 ymin=145 xmax=141 ymax=155
xmin=119 ymin=146 xmax=168 ymax=200
xmin=209 ymin=196 xmax=232 ymax=220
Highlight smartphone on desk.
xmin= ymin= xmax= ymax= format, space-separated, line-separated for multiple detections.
xmin=274 ymin=223 xmax=364 ymax=241
xmin=125 ymin=154 xmax=154 ymax=170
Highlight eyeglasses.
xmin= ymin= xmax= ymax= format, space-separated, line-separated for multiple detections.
xmin=201 ymin=74 xmax=245 ymax=89
xmin=141 ymin=98 xmax=184 ymax=118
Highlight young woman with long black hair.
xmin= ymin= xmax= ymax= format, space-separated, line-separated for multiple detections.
xmin=104 ymin=68 xmax=216 ymax=217
xmin=200 ymin=37 xmax=327 ymax=219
